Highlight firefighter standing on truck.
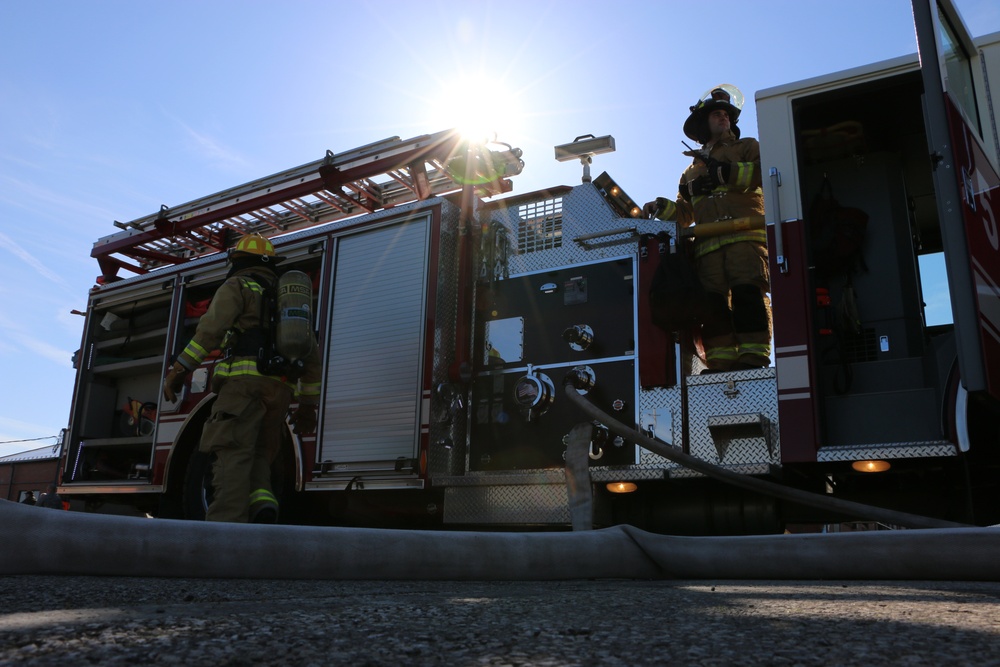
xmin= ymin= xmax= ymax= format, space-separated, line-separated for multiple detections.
xmin=644 ymin=84 xmax=771 ymax=372
xmin=162 ymin=233 xmax=321 ymax=523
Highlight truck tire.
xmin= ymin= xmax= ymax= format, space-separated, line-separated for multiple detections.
xmin=182 ymin=450 xmax=214 ymax=521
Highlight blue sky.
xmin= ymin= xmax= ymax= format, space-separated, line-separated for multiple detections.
xmin=2 ymin=0 xmax=999 ymax=458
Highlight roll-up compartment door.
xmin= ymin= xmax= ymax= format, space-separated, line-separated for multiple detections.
xmin=319 ymin=215 xmax=430 ymax=465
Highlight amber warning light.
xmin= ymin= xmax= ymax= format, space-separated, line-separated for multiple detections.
xmin=852 ymin=460 xmax=891 ymax=473
xmin=607 ymin=482 xmax=638 ymax=494
xmin=594 ymin=172 xmax=642 ymax=218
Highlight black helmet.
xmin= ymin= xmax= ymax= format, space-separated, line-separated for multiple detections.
xmin=683 ymin=84 xmax=744 ymax=144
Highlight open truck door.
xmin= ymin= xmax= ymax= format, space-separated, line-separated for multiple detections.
xmin=755 ymin=0 xmax=1000 ymax=520
xmin=913 ymin=0 xmax=1000 ymax=401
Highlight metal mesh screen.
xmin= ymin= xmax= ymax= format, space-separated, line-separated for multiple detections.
xmin=517 ymin=198 xmax=562 ymax=254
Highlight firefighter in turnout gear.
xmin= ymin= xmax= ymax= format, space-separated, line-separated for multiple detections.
xmin=163 ymin=233 xmax=321 ymax=523
xmin=644 ymin=84 xmax=771 ymax=372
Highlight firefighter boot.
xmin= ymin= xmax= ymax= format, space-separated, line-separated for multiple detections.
xmin=700 ymin=291 xmax=738 ymax=372
xmin=732 ymin=284 xmax=772 ymax=368
xmin=248 ymin=488 xmax=279 ymax=524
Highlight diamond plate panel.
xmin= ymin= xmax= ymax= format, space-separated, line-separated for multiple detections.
xmin=817 ymin=441 xmax=956 ymax=462
xmin=633 ymin=385 xmax=685 ymax=474
xmin=667 ymin=463 xmax=773 ymax=479
xmin=443 ymin=483 xmax=571 ymax=525
xmin=435 ymin=470 xmax=566 ymax=486
xmin=686 ymin=368 xmax=780 ymax=466
xmin=631 ymin=374 xmax=780 ymax=477
xmin=589 ymin=466 xmax=669 ymax=481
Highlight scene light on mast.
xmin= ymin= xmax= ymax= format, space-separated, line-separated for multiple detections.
xmin=554 ymin=133 xmax=616 ymax=183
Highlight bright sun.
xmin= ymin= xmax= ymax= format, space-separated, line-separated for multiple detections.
xmin=431 ymin=73 xmax=519 ymax=143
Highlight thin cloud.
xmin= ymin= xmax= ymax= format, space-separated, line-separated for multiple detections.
xmin=0 ymin=309 xmax=75 ymax=367
xmin=17 ymin=333 xmax=75 ymax=368
xmin=186 ymin=126 xmax=250 ymax=167
xmin=0 ymin=231 xmax=71 ymax=287
xmin=0 ymin=172 xmax=118 ymax=224
xmin=155 ymin=104 xmax=251 ymax=170
xmin=176 ymin=119 xmax=251 ymax=171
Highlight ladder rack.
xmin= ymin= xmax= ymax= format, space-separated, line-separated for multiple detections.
xmin=93 ymin=129 xmax=522 ymax=280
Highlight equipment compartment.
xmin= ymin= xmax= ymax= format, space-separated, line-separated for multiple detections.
xmin=66 ymin=287 xmax=174 ymax=483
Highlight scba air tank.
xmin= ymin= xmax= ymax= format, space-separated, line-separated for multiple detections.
xmin=276 ymin=270 xmax=314 ymax=363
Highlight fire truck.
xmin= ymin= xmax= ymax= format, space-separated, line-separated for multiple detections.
xmin=60 ymin=1 xmax=1000 ymax=534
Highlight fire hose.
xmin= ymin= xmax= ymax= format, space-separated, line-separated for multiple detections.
xmin=2 ymin=497 xmax=997 ymax=580
xmin=561 ymin=374 xmax=967 ymax=530
xmin=1 ymin=449 xmax=997 ymax=580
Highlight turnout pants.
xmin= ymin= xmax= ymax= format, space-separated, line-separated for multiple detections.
xmin=199 ymin=375 xmax=293 ymax=523
xmin=697 ymin=241 xmax=772 ymax=371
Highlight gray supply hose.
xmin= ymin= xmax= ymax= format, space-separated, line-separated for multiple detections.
xmin=562 ymin=378 xmax=968 ymax=530
xmin=0 ymin=500 xmax=658 ymax=580
xmin=1 ymin=500 xmax=997 ymax=580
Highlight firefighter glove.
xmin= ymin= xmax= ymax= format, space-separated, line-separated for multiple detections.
xmin=643 ymin=197 xmax=670 ymax=217
xmin=290 ymin=404 xmax=317 ymax=435
xmin=678 ymin=178 xmax=695 ymax=202
xmin=705 ymin=158 xmax=732 ymax=188
xmin=162 ymin=361 xmax=188 ymax=403
xmin=689 ymin=174 xmax=716 ymax=197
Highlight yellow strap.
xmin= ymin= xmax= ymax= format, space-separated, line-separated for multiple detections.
xmin=680 ymin=215 xmax=766 ymax=239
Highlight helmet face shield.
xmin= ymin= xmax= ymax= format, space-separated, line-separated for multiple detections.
xmin=700 ymin=84 xmax=744 ymax=113
xmin=683 ymin=83 xmax=745 ymax=143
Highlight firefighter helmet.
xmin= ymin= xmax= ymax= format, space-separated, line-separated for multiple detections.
xmin=683 ymin=84 xmax=744 ymax=144
xmin=233 ymin=233 xmax=276 ymax=257
xmin=226 ymin=232 xmax=285 ymax=271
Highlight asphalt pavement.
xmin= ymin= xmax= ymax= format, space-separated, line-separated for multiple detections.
xmin=1 ymin=577 xmax=998 ymax=665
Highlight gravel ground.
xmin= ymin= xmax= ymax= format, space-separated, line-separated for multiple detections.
xmin=1 ymin=577 xmax=999 ymax=666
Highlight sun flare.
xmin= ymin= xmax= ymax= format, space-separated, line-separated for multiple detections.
xmin=431 ymin=73 xmax=520 ymax=144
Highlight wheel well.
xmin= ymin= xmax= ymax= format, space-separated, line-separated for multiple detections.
xmin=163 ymin=399 xmax=214 ymax=497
